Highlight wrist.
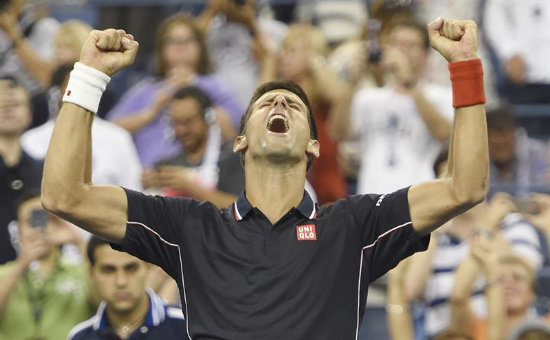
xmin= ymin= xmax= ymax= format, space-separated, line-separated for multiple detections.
xmin=449 ymin=58 xmax=486 ymax=108
xmin=62 ymin=62 xmax=111 ymax=114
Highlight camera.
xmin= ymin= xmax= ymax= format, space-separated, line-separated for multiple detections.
xmin=366 ymin=19 xmax=382 ymax=63
xmin=29 ymin=209 xmax=48 ymax=229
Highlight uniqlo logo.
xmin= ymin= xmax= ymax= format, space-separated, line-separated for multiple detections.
xmin=296 ymin=224 xmax=317 ymax=241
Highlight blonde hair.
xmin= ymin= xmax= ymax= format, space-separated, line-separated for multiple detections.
xmin=283 ymin=24 xmax=329 ymax=56
xmin=54 ymin=20 xmax=93 ymax=59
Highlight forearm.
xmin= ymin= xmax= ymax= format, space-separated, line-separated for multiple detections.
xmin=448 ymin=102 xmax=488 ymax=203
xmin=404 ymin=238 xmax=438 ymax=300
xmin=411 ymin=88 xmax=451 ymax=141
xmin=387 ymin=270 xmax=413 ymax=340
xmin=13 ymin=40 xmax=53 ymax=88
xmin=0 ymin=261 xmax=27 ymax=315
xmin=484 ymin=269 xmax=505 ymax=340
xmin=328 ymin=83 xmax=356 ymax=142
xmin=42 ymin=103 xmax=93 ymax=211
xmin=111 ymin=107 xmax=159 ymax=133
xmin=449 ymin=256 xmax=478 ymax=330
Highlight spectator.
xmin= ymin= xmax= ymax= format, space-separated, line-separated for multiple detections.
xmin=107 ymin=13 xmax=242 ymax=168
xmin=143 ymin=85 xmax=244 ymax=208
xmin=450 ymin=244 xmax=548 ymax=339
xmin=484 ymin=0 xmax=550 ymax=103
xmin=0 ymin=191 xmax=92 ymax=339
xmin=21 ymin=64 xmax=143 ymax=191
xmin=0 ymin=0 xmax=58 ymax=127
xmin=486 ymin=105 xmax=550 ymax=195
xmin=199 ymin=0 xmax=288 ymax=108
xmin=340 ymin=18 xmax=453 ymax=194
xmin=405 ymin=155 xmax=545 ymax=338
xmin=526 ymin=193 xmax=550 ymax=248
xmin=68 ymin=236 xmax=185 ymax=339
xmin=274 ymin=23 xmax=349 ymax=204
xmin=0 ymin=78 xmax=42 ymax=264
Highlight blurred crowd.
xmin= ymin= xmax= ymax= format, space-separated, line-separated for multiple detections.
xmin=0 ymin=0 xmax=549 ymax=339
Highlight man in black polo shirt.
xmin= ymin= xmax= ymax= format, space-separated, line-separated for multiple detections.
xmin=0 ymin=78 xmax=43 ymax=264
xmin=42 ymin=19 xmax=489 ymax=339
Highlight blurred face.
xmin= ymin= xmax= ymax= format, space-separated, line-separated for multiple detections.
xmin=0 ymin=84 xmax=31 ymax=136
xmin=162 ymin=23 xmax=200 ymax=72
xmin=278 ymin=38 xmax=310 ymax=81
xmin=169 ymin=97 xmax=208 ymax=153
xmin=90 ymin=245 xmax=148 ymax=314
xmin=53 ymin=36 xmax=78 ymax=66
xmin=235 ymin=89 xmax=318 ymax=166
xmin=17 ymin=197 xmax=58 ymax=259
xmin=500 ymin=261 xmax=535 ymax=314
xmin=387 ymin=26 xmax=427 ymax=72
xmin=488 ymin=129 xmax=516 ymax=167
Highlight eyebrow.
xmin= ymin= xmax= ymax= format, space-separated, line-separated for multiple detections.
xmin=256 ymin=93 xmax=305 ymax=109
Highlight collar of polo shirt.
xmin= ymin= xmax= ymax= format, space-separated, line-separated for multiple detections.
xmin=233 ymin=190 xmax=317 ymax=221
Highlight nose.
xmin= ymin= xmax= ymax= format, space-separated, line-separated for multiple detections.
xmin=114 ymin=270 xmax=128 ymax=288
xmin=273 ymin=95 xmax=288 ymax=108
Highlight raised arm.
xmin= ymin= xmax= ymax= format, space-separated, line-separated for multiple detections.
xmin=41 ymin=29 xmax=139 ymax=243
xmin=408 ymin=18 xmax=489 ymax=235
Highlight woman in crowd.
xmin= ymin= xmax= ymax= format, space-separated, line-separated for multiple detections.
xmin=107 ymin=13 xmax=241 ymax=168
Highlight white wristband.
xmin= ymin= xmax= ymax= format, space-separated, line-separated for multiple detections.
xmin=62 ymin=62 xmax=111 ymax=114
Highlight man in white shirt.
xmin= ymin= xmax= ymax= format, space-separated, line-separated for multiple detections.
xmin=347 ymin=19 xmax=453 ymax=194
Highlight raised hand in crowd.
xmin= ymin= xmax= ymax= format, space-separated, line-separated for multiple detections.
xmin=484 ymin=192 xmax=517 ymax=231
xmin=449 ymin=233 xmax=505 ymax=340
xmin=526 ymin=193 xmax=550 ymax=237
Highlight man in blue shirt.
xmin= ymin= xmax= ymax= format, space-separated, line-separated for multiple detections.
xmin=68 ymin=236 xmax=185 ymax=339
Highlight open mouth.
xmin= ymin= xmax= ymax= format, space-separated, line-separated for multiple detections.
xmin=267 ymin=114 xmax=289 ymax=133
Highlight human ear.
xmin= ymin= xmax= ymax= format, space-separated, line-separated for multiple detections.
xmin=306 ymin=139 xmax=320 ymax=158
xmin=233 ymin=135 xmax=248 ymax=153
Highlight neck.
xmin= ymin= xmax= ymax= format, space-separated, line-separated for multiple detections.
xmin=0 ymin=134 xmax=22 ymax=166
xmin=107 ymin=292 xmax=149 ymax=339
xmin=244 ymin=160 xmax=307 ymax=224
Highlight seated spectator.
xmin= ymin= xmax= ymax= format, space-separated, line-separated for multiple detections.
xmin=68 ymin=236 xmax=185 ymax=339
xmin=404 ymin=156 xmax=545 ymax=338
xmin=21 ymin=64 xmax=142 ymax=191
xmin=526 ymin=193 xmax=550 ymax=251
xmin=450 ymin=241 xmax=548 ymax=339
xmin=143 ymin=85 xmax=244 ymax=208
xmin=0 ymin=0 xmax=59 ymax=126
xmin=0 ymin=191 xmax=92 ymax=339
xmin=487 ymin=105 xmax=550 ymax=195
xmin=484 ymin=0 xmax=550 ymax=103
xmin=0 ymin=78 xmax=43 ymax=264
xmin=107 ymin=13 xmax=242 ymax=167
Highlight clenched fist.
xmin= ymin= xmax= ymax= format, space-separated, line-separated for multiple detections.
xmin=427 ymin=18 xmax=478 ymax=62
xmin=79 ymin=29 xmax=139 ymax=76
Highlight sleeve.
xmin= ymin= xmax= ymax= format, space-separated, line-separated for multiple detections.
xmin=114 ymin=131 xmax=143 ymax=191
xmin=112 ymin=189 xmax=200 ymax=279
xmin=196 ymin=76 xmax=244 ymax=129
xmin=106 ymin=80 xmax=153 ymax=120
xmin=348 ymin=187 xmax=430 ymax=282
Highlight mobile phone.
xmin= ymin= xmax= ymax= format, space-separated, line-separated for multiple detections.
xmin=233 ymin=0 xmax=246 ymax=6
xmin=366 ymin=19 xmax=382 ymax=63
xmin=29 ymin=209 xmax=48 ymax=229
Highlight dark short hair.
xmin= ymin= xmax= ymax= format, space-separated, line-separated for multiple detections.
xmin=172 ymin=85 xmax=212 ymax=116
xmin=87 ymin=236 xmax=110 ymax=266
xmin=487 ymin=104 xmax=516 ymax=132
xmin=238 ymin=81 xmax=318 ymax=170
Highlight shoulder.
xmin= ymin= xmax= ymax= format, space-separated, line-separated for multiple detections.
xmin=67 ymin=316 xmax=97 ymax=340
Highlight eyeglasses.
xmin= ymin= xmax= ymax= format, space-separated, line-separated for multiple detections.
xmin=163 ymin=36 xmax=198 ymax=46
